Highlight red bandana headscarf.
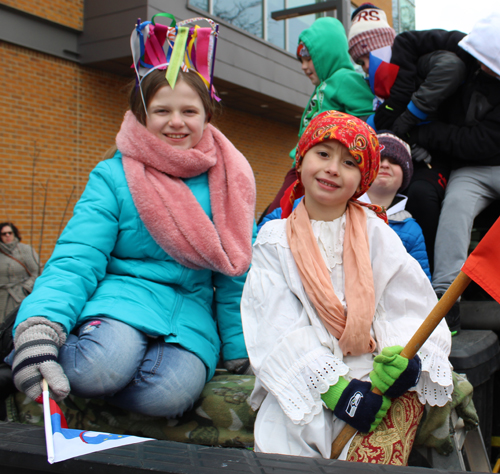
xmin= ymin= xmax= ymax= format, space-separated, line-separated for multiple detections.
xmin=280 ymin=110 xmax=386 ymax=222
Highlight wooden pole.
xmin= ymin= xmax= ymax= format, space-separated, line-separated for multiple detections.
xmin=330 ymin=271 xmax=472 ymax=459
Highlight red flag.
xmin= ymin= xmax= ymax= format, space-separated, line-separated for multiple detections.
xmin=462 ymin=217 xmax=500 ymax=304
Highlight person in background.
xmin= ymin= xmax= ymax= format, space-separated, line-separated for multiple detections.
xmin=358 ymin=132 xmax=431 ymax=280
xmin=348 ymin=2 xmax=466 ymax=136
xmin=0 ymin=222 xmax=40 ymax=410
xmin=265 ymin=16 xmax=374 ymax=215
xmin=411 ymin=12 xmax=500 ymax=334
xmin=0 ymin=223 xmax=39 ymax=324
xmin=347 ymin=3 xmax=467 ymax=273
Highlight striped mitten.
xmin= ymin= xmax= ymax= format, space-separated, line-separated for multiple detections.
xmin=12 ymin=317 xmax=70 ymax=402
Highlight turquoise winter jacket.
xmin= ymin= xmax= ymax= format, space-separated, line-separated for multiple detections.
xmin=15 ymin=152 xmax=253 ymax=381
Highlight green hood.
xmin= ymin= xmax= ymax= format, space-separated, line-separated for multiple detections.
xmin=298 ymin=17 xmax=354 ymax=82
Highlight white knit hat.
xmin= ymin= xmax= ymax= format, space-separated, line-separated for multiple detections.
xmin=459 ymin=11 xmax=500 ymax=77
xmin=348 ymin=4 xmax=396 ymax=63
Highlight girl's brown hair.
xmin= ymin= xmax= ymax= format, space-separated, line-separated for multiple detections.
xmin=129 ymin=68 xmax=217 ymax=126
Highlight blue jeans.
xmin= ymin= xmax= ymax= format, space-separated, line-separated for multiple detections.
xmin=59 ymin=317 xmax=206 ymax=418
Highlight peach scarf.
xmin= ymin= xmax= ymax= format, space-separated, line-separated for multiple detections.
xmin=287 ymin=199 xmax=377 ymax=356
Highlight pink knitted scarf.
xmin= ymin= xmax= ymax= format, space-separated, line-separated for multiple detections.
xmin=116 ymin=111 xmax=256 ymax=277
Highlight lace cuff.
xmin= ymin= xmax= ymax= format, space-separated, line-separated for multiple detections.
xmin=413 ymin=372 xmax=453 ymax=406
xmin=260 ymin=347 xmax=349 ymax=425
xmin=412 ymin=338 xmax=453 ymax=405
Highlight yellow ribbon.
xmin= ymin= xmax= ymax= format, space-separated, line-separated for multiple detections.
xmin=166 ymin=26 xmax=189 ymax=89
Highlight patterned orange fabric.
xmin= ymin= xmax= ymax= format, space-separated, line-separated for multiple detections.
xmin=346 ymin=391 xmax=424 ymax=465
xmin=280 ymin=111 xmax=386 ymax=222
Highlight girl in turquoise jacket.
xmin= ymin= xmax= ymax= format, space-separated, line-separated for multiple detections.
xmin=11 ymin=17 xmax=256 ymax=418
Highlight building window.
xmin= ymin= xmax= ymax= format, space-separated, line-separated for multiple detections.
xmin=267 ymin=0 xmax=286 ymax=49
xmin=284 ymin=1 xmax=321 ymax=53
xmin=213 ymin=1 xmax=263 ymax=37
xmin=393 ymin=0 xmax=415 ymax=33
xmin=190 ymin=0 xmax=328 ymax=53
xmin=190 ymin=0 xmax=209 ymax=9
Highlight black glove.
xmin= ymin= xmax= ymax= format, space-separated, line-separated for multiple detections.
xmin=411 ymin=145 xmax=432 ymax=164
xmin=392 ymin=108 xmax=421 ymax=138
xmin=223 ymin=358 xmax=253 ymax=375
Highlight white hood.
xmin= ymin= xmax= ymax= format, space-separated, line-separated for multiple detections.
xmin=458 ymin=11 xmax=500 ymax=77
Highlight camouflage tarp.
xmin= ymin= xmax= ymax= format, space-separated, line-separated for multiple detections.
xmin=6 ymin=370 xmax=478 ymax=453
xmin=6 ymin=371 xmax=257 ymax=448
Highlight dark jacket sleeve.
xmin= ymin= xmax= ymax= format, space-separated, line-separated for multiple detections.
xmin=374 ymin=29 xmax=468 ymax=130
xmin=411 ymin=51 xmax=466 ymax=115
xmin=416 ymin=112 xmax=500 ymax=166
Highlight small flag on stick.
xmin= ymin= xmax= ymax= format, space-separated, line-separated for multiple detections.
xmin=462 ymin=217 xmax=500 ymax=304
xmin=42 ymin=380 xmax=154 ymax=464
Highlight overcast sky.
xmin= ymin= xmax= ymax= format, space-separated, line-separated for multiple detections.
xmin=415 ymin=0 xmax=500 ymax=33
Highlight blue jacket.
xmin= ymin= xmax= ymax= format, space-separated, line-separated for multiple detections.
xmin=388 ymin=214 xmax=431 ymax=281
xmin=259 ymin=200 xmax=431 ymax=281
xmin=16 ymin=153 xmax=253 ymax=380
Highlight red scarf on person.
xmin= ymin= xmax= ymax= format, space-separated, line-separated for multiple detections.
xmin=116 ymin=111 xmax=256 ymax=277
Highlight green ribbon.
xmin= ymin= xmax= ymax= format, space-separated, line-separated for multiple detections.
xmin=151 ymin=12 xmax=176 ymax=28
xmin=166 ymin=26 xmax=189 ymax=90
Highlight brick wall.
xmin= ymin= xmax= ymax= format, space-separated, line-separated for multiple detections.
xmin=0 ymin=41 xmax=297 ymax=263
xmin=0 ymin=0 xmax=84 ymax=31
xmin=215 ymin=111 xmax=297 ymax=221
xmin=0 ymin=42 xmax=129 ymax=263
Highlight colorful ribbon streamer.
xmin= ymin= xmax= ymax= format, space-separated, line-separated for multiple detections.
xmin=131 ymin=15 xmax=220 ymax=98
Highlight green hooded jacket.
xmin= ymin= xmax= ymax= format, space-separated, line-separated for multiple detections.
xmin=290 ymin=17 xmax=375 ymax=160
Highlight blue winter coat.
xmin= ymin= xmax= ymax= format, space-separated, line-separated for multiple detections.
xmin=16 ymin=152 xmax=253 ymax=380
xmin=388 ymin=214 xmax=431 ymax=281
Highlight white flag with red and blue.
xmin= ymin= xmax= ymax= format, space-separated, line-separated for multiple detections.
xmin=42 ymin=380 xmax=154 ymax=463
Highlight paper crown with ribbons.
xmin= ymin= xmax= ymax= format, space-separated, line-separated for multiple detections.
xmin=131 ymin=13 xmax=220 ymax=100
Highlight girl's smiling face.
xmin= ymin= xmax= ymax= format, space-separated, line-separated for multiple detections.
xmin=298 ymin=139 xmax=362 ymax=221
xmin=146 ymin=80 xmax=208 ymax=150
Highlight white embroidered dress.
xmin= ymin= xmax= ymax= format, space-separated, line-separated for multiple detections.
xmin=241 ymin=209 xmax=452 ymax=459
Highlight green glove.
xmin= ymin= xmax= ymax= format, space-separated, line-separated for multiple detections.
xmin=321 ymin=376 xmax=349 ymax=411
xmin=370 ymin=345 xmax=421 ymax=399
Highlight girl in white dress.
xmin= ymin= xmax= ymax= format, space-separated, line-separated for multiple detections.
xmin=241 ymin=111 xmax=452 ymax=463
